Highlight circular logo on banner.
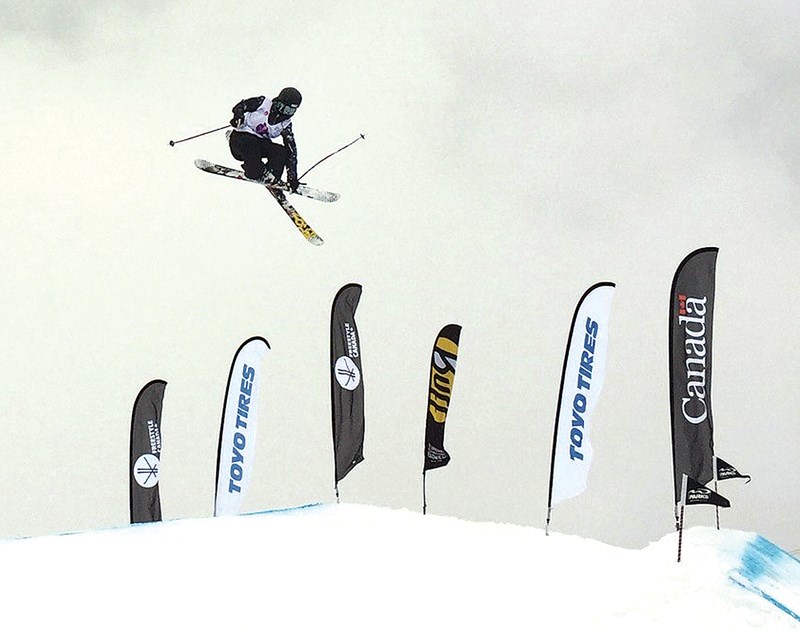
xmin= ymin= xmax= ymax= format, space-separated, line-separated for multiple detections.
xmin=334 ymin=356 xmax=361 ymax=390
xmin=133 ymin=454 xmax=160 ymax=488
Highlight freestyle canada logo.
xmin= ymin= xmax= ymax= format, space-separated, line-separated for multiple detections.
xmin=133 ymin=417 xmax=161 ymax=489
xmin=146 ymin=417 xmax=161 ymax=455
xmin=567 ymin=317 xmax=599 ymax=461
xmin=335 ymin=356 xmax=361 ymax=390
xmin=133 ymin=454 xmax=159 ymax=488
xmin=226 ymin=363 xmax=255 ymax=495
xmin=344 ymin=322 xmax=360 ymax=358
xmin=676 ymin=294 xmax=709 ymax=425
xmin=334 ymin=320 xmax=361 ymax=390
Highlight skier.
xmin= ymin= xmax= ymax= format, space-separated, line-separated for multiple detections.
xmin=228 ymin=87 xmax=302 ymax=192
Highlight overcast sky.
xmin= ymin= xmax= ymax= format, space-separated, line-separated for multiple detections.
xmin=1 ymin=1 xmax=798 ymax=551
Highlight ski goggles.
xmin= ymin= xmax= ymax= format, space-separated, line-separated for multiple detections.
xmin=272 ymin=100 xmax=298 ymax=116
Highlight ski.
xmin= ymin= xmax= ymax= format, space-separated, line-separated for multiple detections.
xmin=266 ymin=188 xmax=324 ymax=246
xmin=194 ymin=159 xmax=339 ymax=202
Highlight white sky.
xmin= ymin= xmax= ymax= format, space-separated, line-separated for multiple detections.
xmin=0 ymin=1 xmax=798 ymax=550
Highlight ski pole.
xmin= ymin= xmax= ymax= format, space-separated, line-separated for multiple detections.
xmin=299 ymin=133 xmax=366 ymax=180
xmin=168 ymin=124 xmax=230 ymax=147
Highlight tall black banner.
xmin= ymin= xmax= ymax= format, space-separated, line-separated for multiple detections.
xmin=330 ymin=283 xmax=365 ymax=485
xmin=423 ymin=324 xmax=462 ymax=471
xmin=669 ymin=247 xmax=718 ymax=505
xmin=129 ymin=379 xmax=167 ymax=524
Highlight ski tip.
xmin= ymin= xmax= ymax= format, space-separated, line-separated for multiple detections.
xmin=298 ymin=190 xmax=340 ymax=203
xmin=310 ymin=236 xmax=324 ymax=246
xmin=194 ymin=158 xmax=210 ymax=168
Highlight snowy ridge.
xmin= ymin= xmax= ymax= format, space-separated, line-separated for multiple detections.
xmin=0 ymin=504 xmax=797 ymax=630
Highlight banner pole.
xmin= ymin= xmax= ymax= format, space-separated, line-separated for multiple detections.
xmin=713 ymin=456 xmax=720 ymax=530
xmin=677 ymin=473 xmax=688 ymax=563
xmin=422 ymin=471 xmax=427 ymax=515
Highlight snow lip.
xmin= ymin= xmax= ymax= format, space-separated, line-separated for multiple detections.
xmin=0 ymin=504 xmax=797 ymax=629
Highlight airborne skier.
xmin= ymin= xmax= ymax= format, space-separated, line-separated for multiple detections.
xmin=228 ymin=87 xmax=303 ymax=192
xmin=184 ymin=87 xmax=362 ymax=246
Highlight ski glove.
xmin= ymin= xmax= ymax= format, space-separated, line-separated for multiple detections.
xmin=230 ymin=116 xmax=243 ymax=128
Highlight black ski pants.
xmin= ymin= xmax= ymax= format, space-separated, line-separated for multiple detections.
xmin=229 ymin=131 xmax=288 ymax=180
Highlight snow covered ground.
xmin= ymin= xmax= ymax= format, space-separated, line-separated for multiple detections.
xmin=0 ymin=504 xmax=796 ymax=630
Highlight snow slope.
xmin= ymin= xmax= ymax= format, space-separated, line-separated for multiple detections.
xmin=0 ymin=504 xmax=796 ymax=630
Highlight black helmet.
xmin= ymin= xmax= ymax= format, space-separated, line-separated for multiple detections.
xmin=272 ymin=86 xmax=302 ymax=117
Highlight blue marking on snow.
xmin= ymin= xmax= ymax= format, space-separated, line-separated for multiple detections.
xmin=243 ymin=502 xmax=325 ymax=516
xmin=729 ymin=535 xmax=800 ymax=622
xmin=10 ymin=503 xmax=328 ymax=541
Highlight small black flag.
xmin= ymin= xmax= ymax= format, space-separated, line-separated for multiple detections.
xmin=685 ymin=476 xmax=730 ymax=508
xmin=716 ymin=457 xmax=751 ymax=483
